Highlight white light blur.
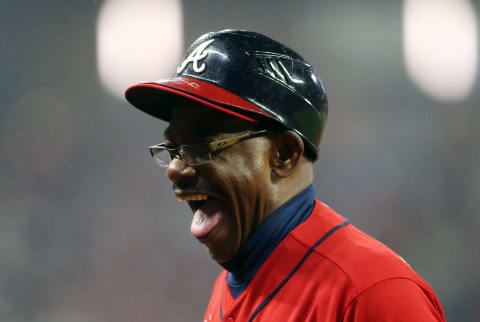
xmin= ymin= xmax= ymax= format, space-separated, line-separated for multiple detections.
xmin=403 ymin=0 xmax=478 ymax=102
xmin=97 ymin=0 xmax=183 ymax=99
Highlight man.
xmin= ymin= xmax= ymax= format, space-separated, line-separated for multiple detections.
xmin=125 ymin=30 xmax=446 ymax=321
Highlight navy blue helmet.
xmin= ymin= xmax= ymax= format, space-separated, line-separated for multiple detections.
xmin=125 ymin=30 xmax=328 ymax=160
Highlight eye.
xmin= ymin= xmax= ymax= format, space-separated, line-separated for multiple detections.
xmin=181 ymin=145 xmax=212 ymax=165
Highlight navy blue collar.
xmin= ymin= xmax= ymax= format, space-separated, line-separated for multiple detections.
xmin=221 ymin=185 xmax=315 ymax=298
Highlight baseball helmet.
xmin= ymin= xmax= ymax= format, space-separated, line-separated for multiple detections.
xmin=125 ymin=29 xmax=328 ymax=160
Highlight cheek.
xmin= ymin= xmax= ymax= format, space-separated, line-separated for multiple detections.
xmin=204 ymin=145 xmax=272 ymax=261
xmin=221 ymin=141 xmax=271 ymax=181
xmin=217 ymin=144 xmax=272 ymax=219
xmin=217 ymin=151 xmax=270 ymax=195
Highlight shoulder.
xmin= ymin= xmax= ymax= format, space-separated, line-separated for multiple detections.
xmin=291 ymin=201 xmax=429 ymax=290
xmin=342 ymin=277 xmax=446 ymax=321
xmin=290 ymin=201 xmax=445 ymax=320
xmin=318 ymin=222 xmax=424 ymax=292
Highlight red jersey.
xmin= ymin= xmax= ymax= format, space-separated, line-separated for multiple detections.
xmin=203 ymin=200 xmax=446 ymax=321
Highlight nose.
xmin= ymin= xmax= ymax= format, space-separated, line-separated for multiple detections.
xmin=166 ymin=158 xmax=197 ymax=182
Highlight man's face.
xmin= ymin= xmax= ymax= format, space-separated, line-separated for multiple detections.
xmin=164 ymin=102 xmax=275 ymax=263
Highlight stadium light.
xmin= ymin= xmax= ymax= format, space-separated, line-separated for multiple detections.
xmin=97 ymin=0 xmax=183 ymax=100
xmin=403 ymin=0 xmax=478 ymax=102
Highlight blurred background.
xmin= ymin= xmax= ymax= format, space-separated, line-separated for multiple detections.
xmin=1 ymin=0 xmax=479 ymax=321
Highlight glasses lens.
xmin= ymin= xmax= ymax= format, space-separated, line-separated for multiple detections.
xmin=182 ymin=146 xmax=211 ymax=165
xmin=150 ymin=147 xmax=172 ymax=167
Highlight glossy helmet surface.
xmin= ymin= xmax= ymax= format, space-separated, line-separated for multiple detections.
xmin=125 ymin=30 xmax=328 ymax=160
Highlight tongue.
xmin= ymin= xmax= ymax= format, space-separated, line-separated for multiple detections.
xmin=190 ymin=199 xmax=224 ymax=238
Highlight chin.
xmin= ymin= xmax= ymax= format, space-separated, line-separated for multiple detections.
xmin=208 ymin=247 xmax=235 ymax=264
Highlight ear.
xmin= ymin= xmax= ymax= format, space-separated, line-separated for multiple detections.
xmin=270 ymin=131 xmax=304 ymax=178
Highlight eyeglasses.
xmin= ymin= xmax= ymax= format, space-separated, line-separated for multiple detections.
xmin=149 ymin=129 xmax=269 ymax=167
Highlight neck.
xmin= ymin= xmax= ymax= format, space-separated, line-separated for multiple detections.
xmin=221 ymin=185 xmax=316 ymax=298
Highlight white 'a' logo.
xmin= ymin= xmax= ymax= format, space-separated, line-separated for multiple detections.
xmin=177 ymin=39 xmax=215 ymax=74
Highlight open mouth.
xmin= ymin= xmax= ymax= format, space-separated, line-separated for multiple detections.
xmin=174 ymin=190 xmax=226 ymax=239
xmin=175 ymin=192 xmax=210 ymax=212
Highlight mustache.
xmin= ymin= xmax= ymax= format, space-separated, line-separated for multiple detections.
xmin=172 ymin=180 xmax=202 ymax=192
